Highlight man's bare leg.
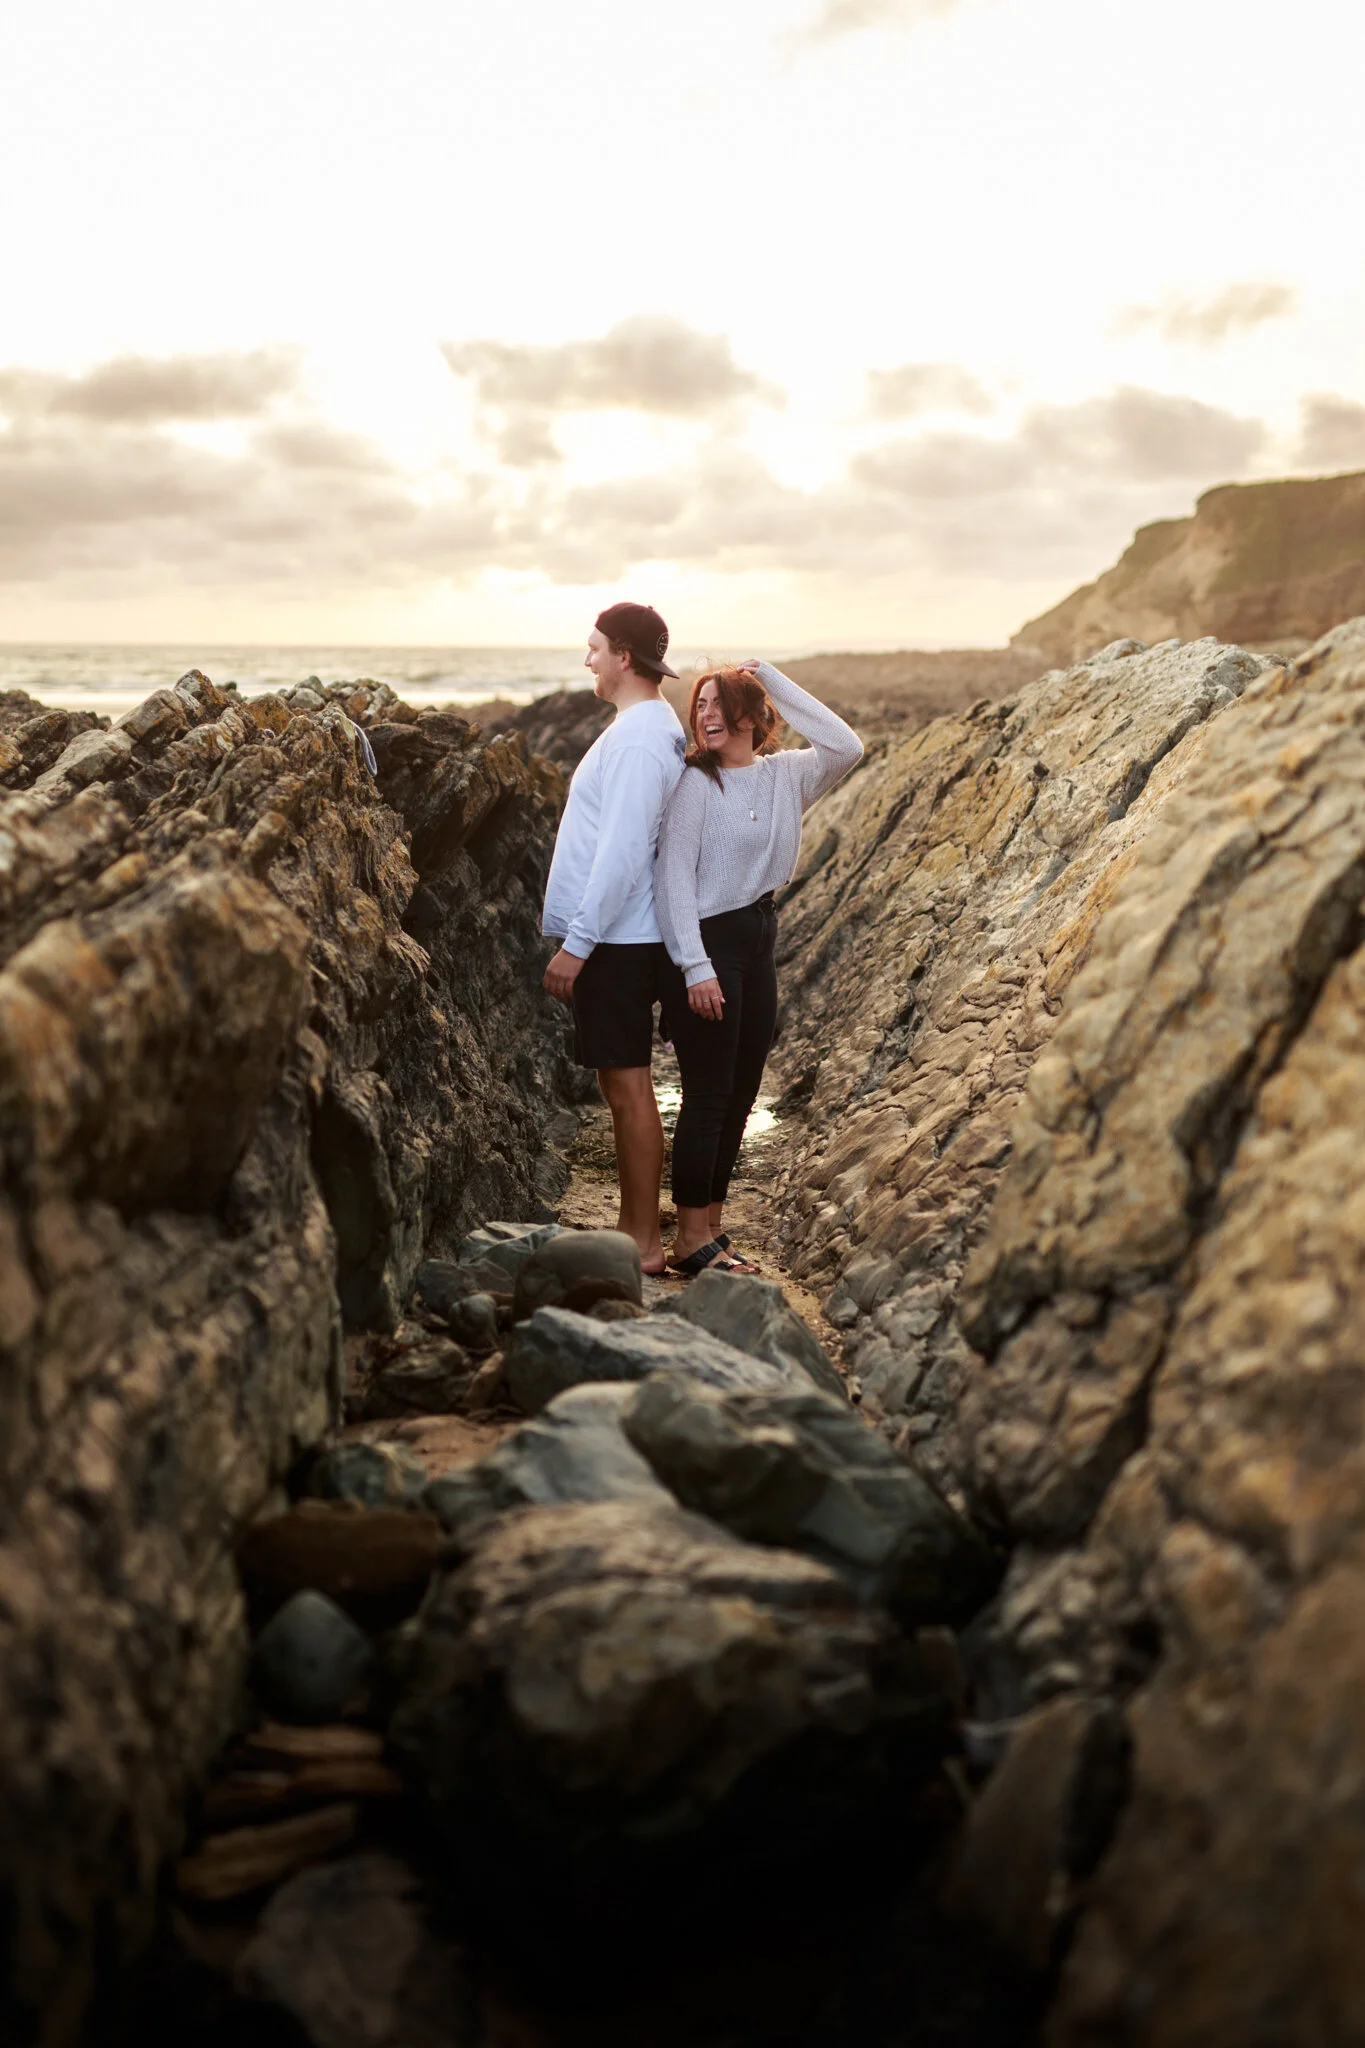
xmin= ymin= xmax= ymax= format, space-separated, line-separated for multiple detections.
xmin=597 ymin=1066 xmax=665 ymax=1275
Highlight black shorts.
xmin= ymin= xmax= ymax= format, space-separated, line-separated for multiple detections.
xmin=570 ymin=941 xmax=670 ymax=1070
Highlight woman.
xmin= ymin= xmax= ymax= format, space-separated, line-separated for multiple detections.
xmin=655 ymin=660 xmax=863 ymax=1276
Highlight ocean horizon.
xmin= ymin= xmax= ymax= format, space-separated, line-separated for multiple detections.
xmin=0 ymin=642 xmax=783 ymax=718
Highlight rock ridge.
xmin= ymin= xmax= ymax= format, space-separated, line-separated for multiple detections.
xmin=0 ymin=668 xmax=577 ymax=2044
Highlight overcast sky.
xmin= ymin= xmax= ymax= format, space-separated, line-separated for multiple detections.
xmin=3 ymin=0 xmax=1364 ymax=649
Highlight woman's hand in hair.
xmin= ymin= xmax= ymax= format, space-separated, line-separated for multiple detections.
xmin=688 ymin=976 xmax=725 ymax=1022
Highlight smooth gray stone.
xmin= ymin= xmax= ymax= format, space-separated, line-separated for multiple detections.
xmin=444 ymin=1292 xmax=499 ymax=1351
xmin=305 ymin=1441 xmax=427 ymax=1508
xmin=417 ymin=1225 xmax=565 ymax=1312
xmin=252 ymin=1590 xmax=375 ymax=1724
xmin=624 ymin=1374 xmax=999 ymax=1627
xmin=502 ymin=1305 xmax=788 ymax=1416
xmin=423 ymin=1383 xmax=671 ymax=1540
xmin=511 ymin=1228 xmax=642 ymax=1322
xmin=656 ymin=1270 xmax=848 ymax=1403
xmin=455 ymin=1221 xmax=562 ymax=1278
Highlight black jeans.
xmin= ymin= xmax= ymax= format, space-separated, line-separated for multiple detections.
xmin=663 ymin=897 xmax=779 ymax=1209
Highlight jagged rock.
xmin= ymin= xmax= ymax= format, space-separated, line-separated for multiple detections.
xmin=389 ymin=1498 xmax=954 ymax=1924
xmin=656 ymin=1268 xmax=847 ymax=1402
xmin=1014 ymin=471 xmax=1365 ymax=665
xmin=423 ymin=1383 xmax=671 ymax=1539
xmin=238 ymin=1501 xmax=443 ymax=1632
xmin=623 ymin=1375 xmax=997 ymax=1624
xmin=769 ymin=632 xmax=1275 ymax=1492
xmin=303 ymin=1442 xmax=428 ymax=1509
xmin=511 ymin=1227 xmax=642 ymax=1321
xmin=252 ymin=1591 xmax=376 ymax=1725
xmin=944 ymin=1697 xmax=1129 ymax=1975
xmin=870 ymin=617 xmax=1365 ymax=2039
xmin=234 ymin=1851 xmax=480 ymax=2048
xmin=0 ymin=695 xmax=107 ymax=783
xmin=0 ymin=661 xmax=573 ymax=2048
xmin=477 ymin=688 xmax=613 ymax=774
xmin=355 ymin=1334 xmax=474 ymax=1420
xmin=501 ymin=1304 xmax=791 ymax=1414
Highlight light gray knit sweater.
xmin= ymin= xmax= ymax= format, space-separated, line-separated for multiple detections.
xmin=655 ymin=661 xmax=863 ymax=988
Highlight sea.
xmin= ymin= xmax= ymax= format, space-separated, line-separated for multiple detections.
xmin=0 ymin=645 xmax=757 ymax=719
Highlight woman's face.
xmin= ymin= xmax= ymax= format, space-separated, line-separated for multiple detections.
xmin=696 ymin=678 xmax=753 ymax=751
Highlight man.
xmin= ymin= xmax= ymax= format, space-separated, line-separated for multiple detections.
xmin=542 ymin=602 xmax=687 ymax=1275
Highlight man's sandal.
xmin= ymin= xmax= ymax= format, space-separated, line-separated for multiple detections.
xmin=666 ymin=1239 xmax=759 ymax=1278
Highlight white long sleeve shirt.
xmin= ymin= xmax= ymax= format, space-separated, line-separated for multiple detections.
xmin=542 ymin=696 xmax=687 ymax=957
xmin=655 ymin=662 xmax=862 ymax=987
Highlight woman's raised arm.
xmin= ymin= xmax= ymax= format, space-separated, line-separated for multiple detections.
xmin=744 ymin=660 xmax=863 ymax=806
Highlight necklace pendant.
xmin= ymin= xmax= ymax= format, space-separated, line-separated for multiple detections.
xmin=749 ymin=808 xmax=757 ymax=821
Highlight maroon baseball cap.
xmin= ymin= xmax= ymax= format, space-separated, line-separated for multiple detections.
xmin=595 ymin=601 xmax=679 ymax=679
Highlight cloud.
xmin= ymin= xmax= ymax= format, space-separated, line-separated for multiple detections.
xmin=1294 ymin=393 xmax=1365 ymax=474
xmin=854 ymin=388 xmax=1265 ymax=498
xmin=0 ymin=345 xmax=1274 ymax=605
xmin=442 ymin=316 xmax=779 ymax=465
xmin=791 ymin=0 xmax=965 ymax=41
xmin=1117 ymin=281 xmax=1296 ymax=347
xmin=868 ymin=362 xmax=992 ymax=419
xmin=0 ymin=349 xmax=300 ymax=425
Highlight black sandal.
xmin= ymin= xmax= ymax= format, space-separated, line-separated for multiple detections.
xmin=667 ymin=1239 xmax=753 ymax=1278
xmin=714 ymin=1233 xmax=762 ymax=1272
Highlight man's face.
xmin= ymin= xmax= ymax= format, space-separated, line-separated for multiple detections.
xmin=585 ymin=626 xmax=631 ymax=704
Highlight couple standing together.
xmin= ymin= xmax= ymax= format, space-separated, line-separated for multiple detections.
xmin=541 ymin=601 xmax=862 ymax=1278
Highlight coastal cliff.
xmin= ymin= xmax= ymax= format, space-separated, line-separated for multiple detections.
xmin=1013 ymin=470 xmax=1365 ymax=665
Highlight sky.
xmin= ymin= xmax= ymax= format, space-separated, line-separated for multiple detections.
xmin=2 ymin=0 xmax=1364 ymax=651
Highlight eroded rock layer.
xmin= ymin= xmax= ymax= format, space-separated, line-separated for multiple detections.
xmin=776 ymin=617 xmax=1365 ymax=2038
xmin=0 ymin=672 xmax=573 ymax=2045
xmin=772 ymin=631 xmax=1272 ymax=1491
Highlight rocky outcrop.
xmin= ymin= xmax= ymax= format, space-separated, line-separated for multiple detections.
xmin=959 ymin=617 xmax=1365 ymax=2041
xmin=0 ymin=669 xmax=575 ymax=2045
xmin=771 ymin=631 xmax=1272 ymax=1490
xmin=773 ymin=616 xmax=1365 ymax=2035
xmin=389 ymin=1495 xmax=953 ymax=1936
xmin=475 ymin=687 xmax=612 ymax=774
xmin=1014 ymin=470 xmax=1365 ymax=666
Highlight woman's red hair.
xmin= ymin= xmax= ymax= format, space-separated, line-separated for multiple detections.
xmin=685 ymin=667 xmax=782 ymax=780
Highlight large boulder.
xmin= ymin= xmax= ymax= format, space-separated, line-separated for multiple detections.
xmin=389 ymin=1498 xmax=953 ymax=1931
xmin=501 ymin=1304 xmax=791 ymax=1414
xmin=623 ymin=1375 xmax=998 ymax=1625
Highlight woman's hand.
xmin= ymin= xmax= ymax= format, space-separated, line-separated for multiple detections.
xmin=688 ymin=976 xmax=725 ymax=1021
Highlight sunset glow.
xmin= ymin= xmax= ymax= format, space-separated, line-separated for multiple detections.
xmin=4 ymin=0 xmax=1363 ymax=648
